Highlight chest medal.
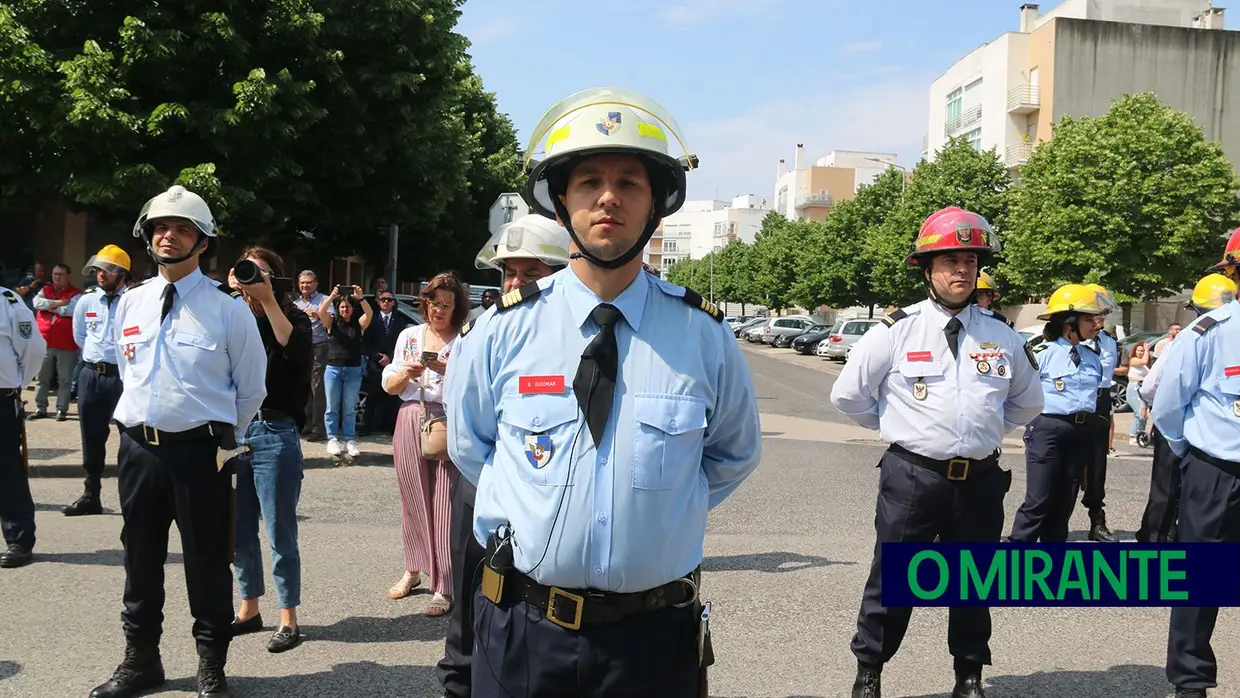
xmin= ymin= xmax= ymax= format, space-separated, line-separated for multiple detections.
xmin=1233 ymin=398 xmax=1240 ymax=418
xmin=997 ymin=364 xmax=1006 ymax=377
xmin=913 ymin=380 xmax=929 ymax=401
xmin=1055 ymin=378 xmax=1065 ymax=392
xmin=976 ymin=360 xmax=991 ymax=375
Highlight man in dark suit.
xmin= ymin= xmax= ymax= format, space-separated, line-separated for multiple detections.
xmin=360 ymin=288 xmax=410 ymax=435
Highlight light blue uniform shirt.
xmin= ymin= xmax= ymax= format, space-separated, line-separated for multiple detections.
xmin=445 ymin=268 xmax=762 ymax=593
xmin=1087 ymin=331 xmax=1118 ymax=389
xmin=1152 ymin=300 xmax=1240 ymax=461
xmin=1034 ymin=338 xmax=1103 ymax=415
xmin=0 ymin=287 xmax=47 ymax=389
xmin=112 ymin=268 xmax=268 ymax=441
xmin=73 ymin=285 xmax=127 ymax=364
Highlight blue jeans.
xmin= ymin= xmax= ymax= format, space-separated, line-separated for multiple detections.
xmin=324 ymin=364 xmax=363 ymax=440
xmin=1126 ymin=380 xmax=1147 ymax=436
xmin=233 ymin=417 xmax=304 ymax=608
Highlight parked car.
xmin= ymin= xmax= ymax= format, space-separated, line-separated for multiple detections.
xmin=820 ymin=318 xmax=882 ymax=360
xmin=736 ymin=317 xmax=766 ymax=340
xmin=760 ymin=315 xmax=814 ymax=345
xmin=726 ymin=316 xmax=754 ymax=332
xmin=773 ymin=322 xmax=825 ymax=348
xmin=791 ymin=323 xmax=834 ymax=354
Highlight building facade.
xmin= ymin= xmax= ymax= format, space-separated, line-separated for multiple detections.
xmin=772 ymin=147 xmax=900 ymax=222
xmin=644 ymin=195 xmax=772 ymax=272
xmin=926 ymin=1 xmax=1232 ymax=169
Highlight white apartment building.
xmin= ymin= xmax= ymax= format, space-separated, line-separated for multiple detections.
xmin=772 ymin=147 xmax=901 ymax=222
xmin=926 ymin=0 xmax=1229 ymax=169
xmin=644 ymin=195 xmax=771 ymax=272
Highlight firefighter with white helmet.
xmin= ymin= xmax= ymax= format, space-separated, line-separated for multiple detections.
xmin=445 ymin=87 xmax=760 ymax=697
xmin=473 ymin=213 xmax=572 ymax=292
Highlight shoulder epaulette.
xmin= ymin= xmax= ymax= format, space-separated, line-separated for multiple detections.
xmin=1033 ymin=342 xmax=1050 ymax=353
xmin=1025 ymin=343 xmax=1041 ymax=368
xmin=215 ymin=282 xmax=241 ymax=298
xmin=496 ymin=281 xmax=541 ymax=312
xmin=987 ymin=310 xmax=1015 ymax=328
xmin=880 ymin=309 xmax=908 ymax=328
xmin=681 ymin=289 xmax=723 ymax=322
xmin=1080 ymin=342 xmax=1099 ymax=354
xmin=459 ymin=320 xmax=473 ymax=337
xmin=1192 ymin=315 xmax=1226 ymax=335
xmin=128 ymin=279 xmax=151 ymax=290
xmin=2 ymin=289 xmax=17 ymax=304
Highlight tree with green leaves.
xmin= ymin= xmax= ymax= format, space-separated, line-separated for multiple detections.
xmin=713 ymin=240 xmax=757 ymax=314
xmin=751 ymin=211 xmax=799 ymax=312
xmin=868 ymin=137 xmax=1013 ymax=307
xmin=1001 ymin=92 xmax=1240 ymax=327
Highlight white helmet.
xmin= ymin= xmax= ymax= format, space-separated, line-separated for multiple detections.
xmin=475 ymin=214 xmax=571 ymax=270
xmin=132 ymin=185 xmax=217 ymax=264
xmin=522 ymin=87 xmax=697 ymax=270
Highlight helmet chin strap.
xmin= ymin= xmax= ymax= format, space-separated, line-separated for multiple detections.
xmin=143 ymin=231 xmax=206 ymax=267
xmin=552 ymin=196 xmax=660 ymax=271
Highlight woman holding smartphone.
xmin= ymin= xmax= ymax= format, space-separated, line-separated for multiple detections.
xmin=318 ymin=284 xmax=372 ymax=459
xmin=381 ymin=272 xmax=468 ymax=615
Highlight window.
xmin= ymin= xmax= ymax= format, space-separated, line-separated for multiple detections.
xmin=963 ymin=127 xmax=982 ymax=151
xmin=713 ymin=222 xmax=723 ymax=235
xmin=945 ymin=87 xmax=962 ymax=128
xmin=843 ymin=321 xmax=873 ymax=335
xmin=662 ymin=240 xmax=678 ymax=253
xmin=777 ymin=185 xmax=788 ymax=213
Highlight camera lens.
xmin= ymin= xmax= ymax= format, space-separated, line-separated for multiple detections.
xmin=233 ymin=259 xmax=261 ymax=285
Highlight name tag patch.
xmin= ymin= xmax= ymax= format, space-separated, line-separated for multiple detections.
xmin=122 ymin=326 xmax=140 ymax=337
xmin=1225 ymin=365 xmax=1240 ymax=378
xmin=85 ymin=312 xmax=98 ymax=318
xmin=519 ymin=375 xmax=565 ymax=394
xmin=906 ymin=351 xmax=933 ymax=362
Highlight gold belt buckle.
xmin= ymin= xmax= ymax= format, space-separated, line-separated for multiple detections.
xmin=143 ymin=425 xmax=161 ymax=446
xmin=547 ymin=587 xmax=584 ymax=630
xmin=946 ymin=458 xmax=970 ymax=481
xmin=1074 ymin=412 xmax=1086 ymax=424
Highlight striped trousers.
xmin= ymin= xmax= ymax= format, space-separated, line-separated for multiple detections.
xmin=394 ymin=399 xmax=456 ymax=595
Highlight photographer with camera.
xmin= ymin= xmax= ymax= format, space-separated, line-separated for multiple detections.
xmin=226 ymin=248 xmax=313 ymax=653
xmin=317 ymin=284 xmax=372 ymax=459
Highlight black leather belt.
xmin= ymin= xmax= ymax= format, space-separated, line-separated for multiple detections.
xmin=505 ymin=570 xmax=699 ymax=630
xmin=1044 ymin=411 xmax=1094 ymax=425
xmin=122 ymin=422 xmax=223 ymax=446
xmin=85 ymin=361 xmax=119 ymax=375
xmin=254 ymin=408 xmax=294 ymax=424
xmin=888 ymin=443 xmax=997 ymax=482
xmin=1189 ymin=446 xmax=1240 ymax=478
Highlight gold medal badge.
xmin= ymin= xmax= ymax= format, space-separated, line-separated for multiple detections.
xmin=913 ymin=380 xmax=929 ymax=401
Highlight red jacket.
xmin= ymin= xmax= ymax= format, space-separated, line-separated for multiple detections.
xmin=36 ymin=285 xmax=82 ymax=351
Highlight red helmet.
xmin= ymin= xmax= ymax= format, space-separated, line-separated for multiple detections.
xmin=905 ymin=206 xmax=1000 ymax=265
xmin=1207 ymin=227 xmax=1240 ymax=272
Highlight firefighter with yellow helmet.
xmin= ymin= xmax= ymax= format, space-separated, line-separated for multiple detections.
xmin=1009 ymin=283 xmax=1109 ymax=543
xmin=1075 ymin=282 xmax=1121 ymax=542
xmin=445 ymin=88 xmax=761 ymax=697
xmin=974 ymin=271 xmax=1014 ymax=327
xmin=63 ymin=245 xmax=134 ymax=516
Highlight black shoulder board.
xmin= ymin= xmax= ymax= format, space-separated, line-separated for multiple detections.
xmin=1192 ymin=316 xmax=1221 ymax=335
xmin=682 ymin=289 xmax=723 ymax=322
xmin=459 ymin=320 xmax=473 ymax=337
xmin=2 ymin=290 xmax=16 ymax=304
xmin=496 ymin=281 xmax=541 ymax=312
xmin=1033 ymin=342 xmax=1050 ymax=353
xmin=880 ymin=309 xmax=908 ymax=328
xmin=217 ymin=283 xmax=241 ymax=298
xmin=128 ymin=278 xmax=150 ymax=290
xmin=1080 ymin=342 xmax=1099 ymax=355
xmin=1024 ymin=344 xmax=1039 ymax=368
xmin=988 ymin=310 xmax=1015 ymax=328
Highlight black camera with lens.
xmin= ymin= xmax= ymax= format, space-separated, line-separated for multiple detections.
xmin=233 ymin=259 xmax=294 ymax=295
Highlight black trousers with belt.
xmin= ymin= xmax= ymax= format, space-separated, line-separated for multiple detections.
xmin=117 ymin=428 xmax=233 ymax=654
xmin=0 ymin=391 xmax=35 ymax=551
xmin=1081 ymin=388 xmax=1112 ymax=516
xmin=852 ymin=447 xmax=1011 ymax=670
xmin=1010 ymin=414 xmax=1091 ymax=543
xmin=77 ymin=363 xmax=122 ymax=494
xmin=437 ymin=475 xmax=486 ymax=697
xmin=1137 ymin=427 xmax=1182 ymax=543
xmin=1167 ymin=449 xmax=1240 ymax=691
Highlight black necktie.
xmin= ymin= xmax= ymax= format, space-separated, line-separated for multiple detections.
xmin=160 ymin=284 xmax=176 ymax=323
xmin=1071 ymin=346 xmax=1081 ymax=367
xmin=103 ymin=294 xmax=115 ymax=308
xmin=573 ymin=304 xmax=622 ymax=448
xmin=944 ymin=317 xmax=963 ymax=361
xmin=384 ymin=314 xmax=391 ymax=332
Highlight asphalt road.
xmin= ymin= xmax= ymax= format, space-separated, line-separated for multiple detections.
xmin=1 ymin=344 xmax=1236 ymax=697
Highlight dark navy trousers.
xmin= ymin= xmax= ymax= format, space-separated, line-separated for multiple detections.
xmin=851 ymin=449 xmax=1011 ymax=669
xmin=76 ymin=363 xmax=122 ymax=494
xmin=1080 ymin=389 xmax=1112 ymax=516
xmin=437 ymin=475 xmax=485 ymax=698
xmin=0 ymin=391 xmax=35 ymax=551
xmin=1010 ymin=414 xmax=1091 ymax=543
xmin=1136 ymin=427 xmax=1182 ymax=543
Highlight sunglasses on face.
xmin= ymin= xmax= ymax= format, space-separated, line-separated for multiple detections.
xmin=378 ymin=297 xmax=395 ymax=303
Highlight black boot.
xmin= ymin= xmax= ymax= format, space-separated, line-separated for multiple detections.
xmin=197 ymin=648 xmax=232 ymax=697
xmin=64 ymin=488 xmax=103 ymax=516
xmin=1175 ymin=689 xmax=1207 ymax=697
xmin=89 ymin=644 xmax=165 ymax=698
xmin=1089 ymin=510 xmax=1115 ymax=542
xmin=852 ymin=661 xmax=881 ymax=698
xmin=952 ymin=668 xmax=986 ymax=698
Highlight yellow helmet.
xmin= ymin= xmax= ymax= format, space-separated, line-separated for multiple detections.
xmin=1037 ymin=283 xmax=1111 ymax=320
xmin=976 ymin=271 xmax=1000 ymax=298
xmin=1187 ymin=273 xmax=1237 ymax=311
xmin=1081 ymin=283 xmax=1119 ymax=313
xmin=82 ymin=244 xmax=132 ymax=276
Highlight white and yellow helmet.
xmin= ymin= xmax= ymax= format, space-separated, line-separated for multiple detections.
xmin=474 ymin=214 xmax=572 ymax=271
xmin=522 ymin=87 xmax=697 ymax=269
xmin=132 ymin=185 xmax=217 ymax=264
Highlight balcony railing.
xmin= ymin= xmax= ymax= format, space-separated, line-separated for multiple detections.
xmin=1005 ymin=141 xmax=1033 ymax=167
xmin=944 ymin=104 xmax=982 ymax=135
xmin=1007 ymin=85 xmax=1041 ymax=114
xmin=796 ymin=190 xmax=831 ymax=209
xmin=922 ymin=134 xmax=929 ymax=155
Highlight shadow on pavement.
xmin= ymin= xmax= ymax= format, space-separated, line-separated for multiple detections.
xmin=305 ymin=614 xmax=448 ymax=644
xmin=171 ymin=661 xmax=442 ymax=697
xmin=903 ymin=663 xmax=1170 ymax=698
xmin=36 ymin=549 xmax=183 ymax=567
xmin=34 ymin=502 xmax=119 ymax=515
xmin=27 ymin=447 xmax=79 ymax=461
xmin=0 ymin=661 xmax=20 ymax=682
xmin=1067 ymin=529 xmax=1138 ymax=542
xmin=703 ymin=551 xmax=854 ymax=574
xmin=302 ymin=455 xmax=393 ymax=471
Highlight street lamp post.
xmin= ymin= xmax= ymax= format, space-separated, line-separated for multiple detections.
xmin=865 ymin=157 xmax=907 ymax=194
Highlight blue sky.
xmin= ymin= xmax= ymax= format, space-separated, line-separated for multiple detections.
xmin=457 ymin=0 xmax=1058 ymax=200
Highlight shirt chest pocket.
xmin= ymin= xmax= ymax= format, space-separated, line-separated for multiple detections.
xmin=894 ymin=361 xmax=944 ymax=401
xmin=1215 ymin=375 xmax=1240 ymax=412
xmin=1045 ymin=365 xmax=1075 ymax=393
xmin=116 ymin=330 xmax=155 ymax=361
xmin=632 ymin=394 xmax=708 ymax=491
xmin=499 ymin=393 xmax=580 ymax=486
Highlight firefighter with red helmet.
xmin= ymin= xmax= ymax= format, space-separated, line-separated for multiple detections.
xmin=830 ymin=206 xmax=1043 ymax=698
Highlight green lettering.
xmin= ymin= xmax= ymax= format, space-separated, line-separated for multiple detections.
xmin=909 ymin=551 xmax=949 ymax=600
xmin=1092 ymin=549 xmax=1127 ymax=599
xmin=1009 ymin=546 xmax=1020 ymax=601
xmin=1129 ymin=550 xmax=1158 ymax=600
xmin=1023 ymin=550 xmax=1055 ymax=600
xmin=1057 ymin=550 xmax=1090 ymax=601
xmin=962 ymin=550 xmax=1005 ymax=601
xmin=1159 ymin=550 xmax=1189 ymax=601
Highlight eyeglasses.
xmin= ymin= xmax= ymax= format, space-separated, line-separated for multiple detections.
xmin=426 ymin=301 xmax=454 ymax=310
xmin=378 ymin=297 xmax=395 ymax=303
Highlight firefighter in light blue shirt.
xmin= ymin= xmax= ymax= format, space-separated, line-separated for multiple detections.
xmin=1009 ymin=284 xmax=1107 ymax=545
xmin=1154 ymin=228 xmax=1240 ymax=698
xmin=445 ymin=87 xmax=761 ymax=698
xmin=1079 ymin=283 xmax=1120 ymax=542
xmin=0 ymin=283 xmax=46 ymax=569
xmin=63 ymin=245 xmax=132 ymax=517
